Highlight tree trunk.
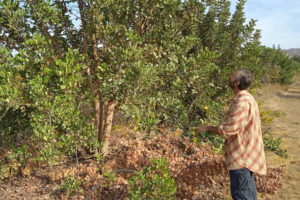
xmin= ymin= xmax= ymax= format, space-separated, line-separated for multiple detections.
xmin=94 ymin=91 xmax=104 ymax=153
xmin=98 ymin=92 xmax=104 ymax=143
xmin=101 ymin=99 xmax=116 ymax=155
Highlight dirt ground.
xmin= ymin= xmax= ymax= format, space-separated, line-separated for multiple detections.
xmin=255 ymin=75 xmax=300 ymax=200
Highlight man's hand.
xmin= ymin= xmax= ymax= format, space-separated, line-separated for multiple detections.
xmin=195 ymin=126 xmax=209 ymax=134
xmin=195 ymin=126 xmax=220 ymax=135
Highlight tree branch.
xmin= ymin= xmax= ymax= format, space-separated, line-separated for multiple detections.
xmin=78 ymin=0 xmax=88 ymax=55
xmin=0 ymin=107 xmax=9 ymax=121
xmin=26 ymin=0 xmax=62 ymax=56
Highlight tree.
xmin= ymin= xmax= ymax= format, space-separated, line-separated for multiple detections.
xmin=0 ymin=0 xmax=199 ymax=159
xmin=1 ymin=0 xmax=297 ymax=167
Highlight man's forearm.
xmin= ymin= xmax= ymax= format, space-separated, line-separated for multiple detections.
xmin=206 ymin=126 xmax=220 ymax=135
xmin=196 ymin=125 xmax=220 ymax=135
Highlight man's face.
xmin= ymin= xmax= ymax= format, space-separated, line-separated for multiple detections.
xmin=228 ymin=72 xmax=237 ymax=89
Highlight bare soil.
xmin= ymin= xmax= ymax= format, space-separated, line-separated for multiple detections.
xmin=255 ymin=75 xmax=300 ymax=200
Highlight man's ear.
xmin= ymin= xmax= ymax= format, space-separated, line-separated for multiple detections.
xmin=234 ymin=81 xmax=240 ymax=88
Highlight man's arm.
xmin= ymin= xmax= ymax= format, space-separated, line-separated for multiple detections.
xmin=196 ymin=100 xmax=249 ymax=138
xmin=195 ymin=126 xmax=220 ymax=135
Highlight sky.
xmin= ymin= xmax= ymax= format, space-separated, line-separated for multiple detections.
xmin=230 ymin=0 xmax=300 ymax=49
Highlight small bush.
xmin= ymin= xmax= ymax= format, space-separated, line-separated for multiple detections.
xmin=103 ymin=171 xmax=117 ymax=188
xmin=128 ymin=158 xmax=177 ymax=200
xmin=263 ymin=137 xmax=288 ymax=158
xmin=59 ymin=175 xmax=83 ymax=197
xmin=262 ymin=129 xmax=288 ymax=158
xmin=260 ymin=109 xmax=274 ymax=125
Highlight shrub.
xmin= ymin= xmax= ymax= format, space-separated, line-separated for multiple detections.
xmin=263 ymin=137 xmax=288 ymax=158
xmin=128 ymin=158 xmax=177 ymax=200
xmin=58 ymin=175 xmax=83 ymax=197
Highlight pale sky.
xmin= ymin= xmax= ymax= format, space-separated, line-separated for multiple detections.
xmin=230 ymin=0 xmax=300 ymax=49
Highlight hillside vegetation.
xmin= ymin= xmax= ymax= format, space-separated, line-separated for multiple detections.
xmin=284 ymin=48 xmax=300 ymax=57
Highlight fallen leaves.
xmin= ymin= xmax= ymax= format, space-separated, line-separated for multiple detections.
xmin=0 ymin=130 xmax=286 ymax=199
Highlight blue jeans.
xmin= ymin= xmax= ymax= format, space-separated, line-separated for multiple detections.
xmin=229 ymin=168 xmax=258 ymax=200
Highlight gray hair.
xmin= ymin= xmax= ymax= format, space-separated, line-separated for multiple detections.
xmin=235 ymin=69 xmax=253 ymax=90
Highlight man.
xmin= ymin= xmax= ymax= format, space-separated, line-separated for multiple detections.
xmin=196 ymin=69 xmax=266 ymax=200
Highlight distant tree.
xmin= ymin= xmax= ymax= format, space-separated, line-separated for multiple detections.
xmin=292 ymin=55 xmax=300 ymax=63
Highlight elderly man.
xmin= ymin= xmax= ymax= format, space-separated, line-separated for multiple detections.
xmin=196 ymin=69 xmax=266 ymax=200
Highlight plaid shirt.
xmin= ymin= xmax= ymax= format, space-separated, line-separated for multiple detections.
xmin=218 ymin=90 xmax=267 ymax=175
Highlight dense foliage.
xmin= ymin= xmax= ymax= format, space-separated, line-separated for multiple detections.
xmin=0 ymin=0 xmax=298 ymax=176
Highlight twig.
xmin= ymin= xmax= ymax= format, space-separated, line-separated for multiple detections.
xmin=0 ymin=107 xmax=9 ymax=121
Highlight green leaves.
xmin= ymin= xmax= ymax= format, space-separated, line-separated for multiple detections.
xmin=128 ymin=158 xmax=177 ymax=200
xmin=59 ymin=175 xmax=83 ymax=197
xmin=0 ymin=31 xmax=94 ymax=164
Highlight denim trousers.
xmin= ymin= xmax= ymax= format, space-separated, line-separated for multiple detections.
xmin=229 ymin=167 xmax=258 ymax=200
